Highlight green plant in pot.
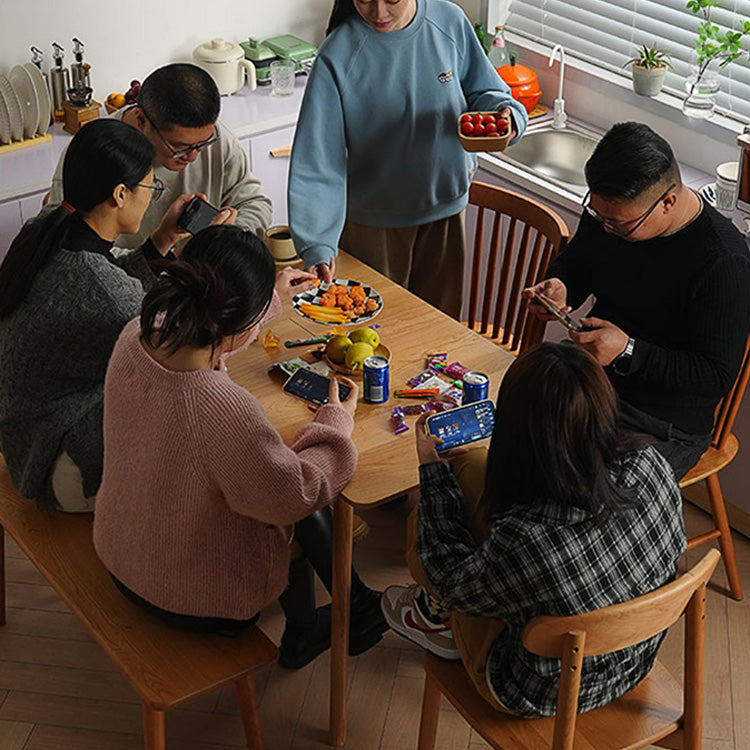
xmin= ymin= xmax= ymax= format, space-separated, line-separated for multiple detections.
xmin=626 ymin=44 xmax=671 ymax=97
xmin=683 ymin=0 xmax=750 ymax=118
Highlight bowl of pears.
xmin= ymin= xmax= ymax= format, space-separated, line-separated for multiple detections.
xmin=324 ymin=326 xmax=390 ymax=377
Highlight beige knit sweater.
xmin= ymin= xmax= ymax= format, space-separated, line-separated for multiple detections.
xmin=93 ymin=316 xmax=357 ymax=619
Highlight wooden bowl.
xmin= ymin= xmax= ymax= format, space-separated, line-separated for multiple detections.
xmin=458 ymin=112 xmax=512 ymax=152
xmin=325 ymin=343 xmax=391 ymax=378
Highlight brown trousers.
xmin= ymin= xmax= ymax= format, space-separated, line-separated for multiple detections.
xmin=339 ymin=213 xmax=465 ymax=319
xmin=406 ymin=448 xmax=509 ymax=710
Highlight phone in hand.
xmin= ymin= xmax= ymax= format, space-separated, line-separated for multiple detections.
xmin=282 ymin=368 xmax=352 ymax=407
xmin=530 ymin=290 xmax=582 ymax=332
xmin=177 ymin=196 xmax=220 ymax=235
xmin=426 ymin=399 xmax=495 ymax=452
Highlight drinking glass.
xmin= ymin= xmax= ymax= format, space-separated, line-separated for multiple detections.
xmin=271 ymin=61 xmax=295 ymax=97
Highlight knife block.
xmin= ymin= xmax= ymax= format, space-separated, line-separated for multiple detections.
xmin=62 ymin=101 xmax=101 ymax=135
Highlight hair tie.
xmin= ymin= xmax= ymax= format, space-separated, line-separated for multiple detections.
xmin=61 ymin=200 xmax=76 ymax=213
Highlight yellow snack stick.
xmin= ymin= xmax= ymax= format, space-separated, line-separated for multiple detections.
xmin=300 ymin=303 xmax=344 ymax=314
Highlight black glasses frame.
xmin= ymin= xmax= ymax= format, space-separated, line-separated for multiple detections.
xmin=136 ymin=176 xmax=167 ymax=202
xmin=142 ymin=110 xmax=219 ymax=159
xmin=582 ymin=183 xmax=677 ymax=237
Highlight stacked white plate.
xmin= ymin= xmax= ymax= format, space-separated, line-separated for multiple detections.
xmin=0 ymin=74 xmax=24 ymax=144
xmin=24 ymin=63 xmax=51 ymax=136
xmin=0 ymin=64 xmax=52 ymax=145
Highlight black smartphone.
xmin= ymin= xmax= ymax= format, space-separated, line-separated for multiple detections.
xmin=177 ymin=196 xmax=220 ymax=235
xmin=282 ymin=368 xmax=352 ymax=406
xmin=530 ymin=291 xmax=582 ymax=332
xmin=426 ymin=399 xmax=495 ymax=452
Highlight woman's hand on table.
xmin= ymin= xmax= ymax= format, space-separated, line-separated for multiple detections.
xmin=150 ymin=193 xmax=195 ymax=255
xmin=328 ymin=376 xmax=358 ymax=417
xmin=415 ymin=412 xmax=468 ymax=465
xmin=275 ymin=267 xmax=319 ymax=301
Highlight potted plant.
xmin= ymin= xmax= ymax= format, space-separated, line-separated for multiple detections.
xmin=683 ymin=0 xmax=750 ymax=117
xmin=626 ymin=44 xmax=671 ymax=97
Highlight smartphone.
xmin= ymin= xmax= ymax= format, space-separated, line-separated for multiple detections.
xmin=177 ymin=196 xmax=220 ymax=235
xmin=426 ymin=399 xmax=495 ymax=452
xmin=530 ymin=291 xmax=582 ymax=332
xmin=282 ymin=368 xmax=352 ymax=406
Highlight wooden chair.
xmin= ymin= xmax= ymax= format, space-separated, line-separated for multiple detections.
xmin=0 ymin=459 xmax=278 ymax=750
xmin=464 ymin=181 xmax=570 ymax=354
xmin=417 ymin=549 xmax=720 ymax=750
xmin=679 ymin=333 xmax=750 ymax=601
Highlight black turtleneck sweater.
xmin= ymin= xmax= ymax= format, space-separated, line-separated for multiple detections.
xmin=548 ymin=202 xmax=750 ymax=435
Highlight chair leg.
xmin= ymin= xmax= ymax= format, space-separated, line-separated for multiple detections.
xmin=706 ymin=474 xmax=743 ymax=601
xmin=142 ymin=704 xmax=165 ymax=750
xmin=235 ymin=675 xmax=265 ymax=750
xmin=417 ymin=670 xmax=442 ymax=750
xmin=0 ymin=527 xmax=6 ymax=626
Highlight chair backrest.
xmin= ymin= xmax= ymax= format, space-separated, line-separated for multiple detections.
xmin=522 ymin=549 xmax=720 ymax=750
xmin=466 ymin=181 xmax=570 ymax=354
xmin=712 ymin=332 xmax=750 ymax=451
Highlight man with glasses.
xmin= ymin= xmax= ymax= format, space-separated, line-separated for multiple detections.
xmin=51 ymin=63 xmax=272 ymax=250
xmin=525 ymin=121 xmax=750 ymax=479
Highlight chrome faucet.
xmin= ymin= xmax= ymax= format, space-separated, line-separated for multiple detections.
xmin=548 ymin=44 xmax=568 ymax=130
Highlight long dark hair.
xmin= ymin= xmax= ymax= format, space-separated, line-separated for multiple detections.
xmin=140 ymin=225 xmax=276 ymax=356
xmin=481 ymin=342 xmax=638 ymax=524
xmin=327 ymin=0 xmax=357 ymax=34
xmin=0 ymin=119 xmax=154 ymax=317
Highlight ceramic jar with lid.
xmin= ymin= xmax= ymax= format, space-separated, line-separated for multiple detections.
xmin=496 ymin=62 xmax=541 ymax=114
xmin=193 ymin=38 xmax=257 ymax=96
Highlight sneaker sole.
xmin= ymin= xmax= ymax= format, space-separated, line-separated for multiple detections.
xmin=381 ymin=602 xmax=460 ymax=660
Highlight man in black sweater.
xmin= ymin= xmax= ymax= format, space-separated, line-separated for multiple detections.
xmin=526 ymin=121 xmax=750 ymax=479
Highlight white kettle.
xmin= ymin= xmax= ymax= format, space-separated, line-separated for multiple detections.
xmin=193 ymin=38 xmax=257 ymax=96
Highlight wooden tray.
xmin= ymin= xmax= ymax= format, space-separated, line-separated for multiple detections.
xmin=457 ymin=111 xmax=512 ymax=153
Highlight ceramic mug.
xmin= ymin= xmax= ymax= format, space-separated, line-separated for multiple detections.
xmin=715 ymin=161 xmax=738 ymax=212
xmin=264 ymin=225 xmax=298 ymax=262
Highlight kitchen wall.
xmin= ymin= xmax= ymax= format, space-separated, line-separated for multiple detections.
xmin=0 ymin=0 xmax=483 ymax=100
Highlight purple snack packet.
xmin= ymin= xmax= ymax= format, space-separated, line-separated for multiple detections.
xmin=444 ymin=361 xmax=470 ymax=379
xmin=401 ymin=403 xmax=427 ymax=416
xmin=407 ymin=366 xmax=440 ymax=388
xmin=390 ymin=406 xmax=409 ymax=435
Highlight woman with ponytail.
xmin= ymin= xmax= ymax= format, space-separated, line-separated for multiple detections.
xmin=0 ymin=118 xmax=193 ymax=512
xmin=93 ymin=225 xmax=388 ymax=669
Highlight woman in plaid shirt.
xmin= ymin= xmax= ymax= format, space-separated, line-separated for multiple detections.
xmin=382 ymin=342 xmax=686 ymax=716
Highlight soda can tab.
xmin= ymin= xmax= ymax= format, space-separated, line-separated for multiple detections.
xmin=390 ymin=406 xmax=409 ymax=435
xmin=462 ymin=371 xmax=489 ymax=404
xmin=445 ymin=361 xmax=470 ymax=379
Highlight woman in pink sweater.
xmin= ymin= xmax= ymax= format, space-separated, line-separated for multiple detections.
xmin=94 ymin=225 xmax=387 ymax=668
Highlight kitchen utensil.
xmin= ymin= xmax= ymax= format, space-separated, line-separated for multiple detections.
xmin=24 ymin=62 xmax=51 ymax=134
xmin=50 ymin=43 xmax=71 ymax=120
xmin=67 ymin=86 xmax=93 ymax=106
xmin=715 ymin=161 xmax=738 ymax=212
xmin=292 ymin=279 xmax=383 ymax=326
xmin=497 ymin=61 xmax=542 ymax=113
xmin=271 ymin=60 xmax=295 ymax=96
xmin=193 ymin=38 xmax=257 ymax=96
xmin=9 ymin=65 xmax=39 ymax=138
xmin=264 ymin=225 xmax=298 ymax=261
xmin=0 ymin=74 xmax=24 ymax=141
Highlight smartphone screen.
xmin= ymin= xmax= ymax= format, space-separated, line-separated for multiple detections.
xmin=177 ymin=197 xmax=220 ymax=235
xmin=530 ymin=291 xmax=582 ymax=332
xmin=426 ymin=399 xmax=495 ymax=452
xmin=282 ymin=368 xmax=351 ymax=406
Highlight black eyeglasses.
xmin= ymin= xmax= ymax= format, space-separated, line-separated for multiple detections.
xmin=142 ymin=110 xmax=219 ymax=159
xmin=136 ymin=176 xmax=167 ymax=202
xmin=583 ymin=183 xmax=677 ymax=237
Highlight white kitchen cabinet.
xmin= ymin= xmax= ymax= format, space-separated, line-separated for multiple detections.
xmin=0 ymin=201 xmax=23 ymax=265
xmin=243 ymin=126 xmax=296 ymax=228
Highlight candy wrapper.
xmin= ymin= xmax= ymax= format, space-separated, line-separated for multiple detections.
xmin=407 ymin=366 xmax=441 ymax=388
xmin=444 ymin=361 xmax=470 ymax=379
xmin=401 ymin=403 xmax=427 ymax=416
xmin=262 ymin=330 xmax=280 ymax=349
xmin=442 ymin=387 xmax=463 ymax=406
xmin=390 ymin=406 xmax=409 ymax=435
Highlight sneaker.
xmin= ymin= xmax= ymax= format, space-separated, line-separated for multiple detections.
xmin=381 ymin=584 xmax=460 ymax=660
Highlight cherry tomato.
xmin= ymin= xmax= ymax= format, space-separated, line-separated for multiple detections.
xmin=497 ymin=121 xmax=510 ymax=135
xmin=460 ymin=121 xmax=475 ymax=136
xmin=485 ymin=122 xmax=497 ymax=134
xmin=474 ymin=123 xmax=486 ymax=137
xmin=460 ymin=113 xmax=472 ymax=124
xmin=472 ymin=113 xmax=483 ymax=124
xmin=482 ymin=114 xmax=496 ymax=124
xmin=487 ymin=132 xmax=500 ymax=137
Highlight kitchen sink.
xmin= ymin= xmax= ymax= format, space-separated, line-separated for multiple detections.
xmin=501 ymin=123 xmax=601 ymax=189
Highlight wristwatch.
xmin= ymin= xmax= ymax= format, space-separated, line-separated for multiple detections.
xmin=612 ymin=337 xmax=636 ymax=376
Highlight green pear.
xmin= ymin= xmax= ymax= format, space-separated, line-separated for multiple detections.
xmin=349 ymin=326 xmax=380 ymax=350
xmin=345 ymin=342 xmax=375 ymax=371
xmin=325 ymin=335 xmax=352 ymax=365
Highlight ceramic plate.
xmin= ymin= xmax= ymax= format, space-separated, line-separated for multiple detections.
xmin=0 ymin=87 xmax=11 ymax=145
xmin=9 ymin=65 xmax=39 ymax=139
xmin=0 ymin=74 xmax=24 ymax=141
xmin=700 ymin=182 xmax=717 ymax=207
xmin=292 ymin=279 xmax=383 ymax=326
xmin=24 ymin=63 xmax=50 ymax=135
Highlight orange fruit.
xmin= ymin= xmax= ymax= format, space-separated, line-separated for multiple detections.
xmin=112 ymin=94 xmax=126 ymax=108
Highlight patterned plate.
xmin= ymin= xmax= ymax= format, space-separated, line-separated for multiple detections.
xmin=292 ymin=278 xmax=383 ymax=326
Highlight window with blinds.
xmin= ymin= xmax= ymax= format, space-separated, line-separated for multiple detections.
xmin=506 ymin=0 xmax=750 ymax=121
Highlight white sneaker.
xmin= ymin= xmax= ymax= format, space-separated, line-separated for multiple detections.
xmin=381 ymin=584 xmax=460 ymax=660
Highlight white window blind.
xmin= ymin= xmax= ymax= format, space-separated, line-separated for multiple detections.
xmin=506 ymin=0 xmax=750 ymax=121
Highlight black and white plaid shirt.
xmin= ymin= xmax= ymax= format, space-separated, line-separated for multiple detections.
xmin=417 ymin=446 xmax=686 ymax=717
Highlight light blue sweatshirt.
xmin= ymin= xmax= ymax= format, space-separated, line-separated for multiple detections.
xmin=288 ymin=0 xmax=528 ymax=268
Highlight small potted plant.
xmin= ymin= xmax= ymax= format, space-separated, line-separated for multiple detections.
xmin=625 ymin=44 xmax=671 ymax=97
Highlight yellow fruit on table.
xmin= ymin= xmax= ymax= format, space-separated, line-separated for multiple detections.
xmin=112 ymin=94 xmax=126 ymax=108
xmin=325 ymin=334 xmax=352 ymax=365
xmin=349 ymin=326 xmax=380 ymax=349
xmin=345 ymin=342 xmax=374 ymax=371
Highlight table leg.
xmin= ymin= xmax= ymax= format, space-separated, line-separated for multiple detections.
xmin=330 ymin=499 xmax=353 ymax=747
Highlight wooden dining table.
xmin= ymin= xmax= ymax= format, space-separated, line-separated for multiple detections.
xmin=227 ymin=251 xmax=516 ymax=746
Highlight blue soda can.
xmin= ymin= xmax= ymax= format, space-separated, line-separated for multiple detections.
xmin=462 ymin=371 xmax=489 ymax=404
xmin=363 ymin=355 xmax=390 ymax=404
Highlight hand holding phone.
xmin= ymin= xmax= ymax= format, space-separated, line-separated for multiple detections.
xmin=425 ymin=399 xmax=495 ymax=452
xmin=177 ymin=196 xmax=221 ymax=235
xmin=530 ymin=291 xmax=582 ymax=332
xmin=282 ymin=368 xmax=353 ymax=407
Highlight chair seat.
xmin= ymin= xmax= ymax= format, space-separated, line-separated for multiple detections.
xmin=679 ymin=433 xmax=738 ymax=488
xmin=425 ymin=655 xmax=683 ymax=750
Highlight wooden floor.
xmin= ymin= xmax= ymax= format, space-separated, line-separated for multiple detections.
xmin=0 ymin=494 xmax=748 ymax=750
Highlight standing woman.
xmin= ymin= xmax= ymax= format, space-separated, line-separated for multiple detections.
xmin=288 ymin=0 xmax=528 ymax=317
xmin=0 ymin=119 xmax=190 ymax=512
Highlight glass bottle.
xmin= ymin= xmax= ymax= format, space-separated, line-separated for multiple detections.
xmin=488 ymin=26 xmax=511 ymax=70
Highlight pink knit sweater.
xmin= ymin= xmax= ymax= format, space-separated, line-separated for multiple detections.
xmin=93 ymin=312 xmax=358 ymax=620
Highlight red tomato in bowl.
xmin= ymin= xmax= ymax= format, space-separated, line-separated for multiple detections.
xmin=460 ymin=121 xmax=475 ymax=136
xmin=485 ymin=122 xmax=497 ymax=134
xmin=473 ymin=123 xmax=486 ymax=136
xmin=460 ymin=113 xmax=472 ymax=124
xmin=472 ymin=113 xmax=483 ymax=124
xmin=482 ymin=114 xmax=496 ymax=124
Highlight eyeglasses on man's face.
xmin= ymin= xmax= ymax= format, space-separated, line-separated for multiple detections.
xmin=136 ymin=176 xmax=167 ymax=202
xmin=582 ymin=183 xmax=677 ymax=237
xmin=142 ymin=110 xmax=219 ymax=160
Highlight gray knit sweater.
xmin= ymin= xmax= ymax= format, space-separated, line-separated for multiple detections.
xmin=0 ymin=237 xmax=154 ymax=510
